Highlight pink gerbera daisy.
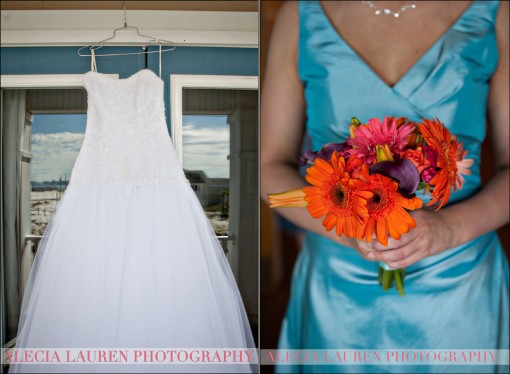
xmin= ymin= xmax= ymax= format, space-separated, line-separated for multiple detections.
xmin=347 ymin=116 xmax=415 ymax=165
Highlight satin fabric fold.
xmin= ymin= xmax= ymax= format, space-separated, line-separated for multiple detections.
xmin=277 ymin=1 xmax=509 ymax=373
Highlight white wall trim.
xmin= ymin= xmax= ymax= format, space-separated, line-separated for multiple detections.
xmin=0 ymin=10 xmax=258 ymax=48
xmin=169 ymin=74 xmax=258 ymax=163
xmin=0 ymin=74 xmax=119 ymax=88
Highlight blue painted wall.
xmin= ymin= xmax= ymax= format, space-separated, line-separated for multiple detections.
xmin=1 ymin=46 xmax=258 ymax=129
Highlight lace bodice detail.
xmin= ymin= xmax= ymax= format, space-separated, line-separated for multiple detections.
xmin=68 ymin=69 xmax=187 ymax=190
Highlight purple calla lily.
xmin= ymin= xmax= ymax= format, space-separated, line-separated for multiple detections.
xmin=299 ymin=150 xmax=318 ymax=167
xmin=369 ymin=158 xmax=420 ymax=198
xmin=300 ymin=142 xmax=350 ymax=167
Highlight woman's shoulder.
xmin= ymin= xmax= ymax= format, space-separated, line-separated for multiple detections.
xmin=274 ymin=1 xmax=299 ymax=32
xmin=493 ymin=0 xmax=508 ymax=71
xmin=269 ymin=2 xmax=300 ymax=59
xmin=495 ymin=0 xmax=508 ymax=35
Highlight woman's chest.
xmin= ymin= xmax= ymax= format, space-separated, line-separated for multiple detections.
xmin=320 ymin=1 xmax=474 ymax=87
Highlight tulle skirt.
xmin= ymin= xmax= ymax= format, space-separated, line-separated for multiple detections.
xmin=8 ymin=179 xmax=256 ymax=373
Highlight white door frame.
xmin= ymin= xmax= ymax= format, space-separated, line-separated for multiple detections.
xmin=169 ymin=74 xmax=258 ymax=163
xmin=1 ymin=10 xmax=257 ymax=48
xmin=0 ymin=74 xmax=118 ymax=89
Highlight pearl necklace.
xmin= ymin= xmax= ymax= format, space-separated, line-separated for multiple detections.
xmin=361 ymin=1 xmax=417 ymax=18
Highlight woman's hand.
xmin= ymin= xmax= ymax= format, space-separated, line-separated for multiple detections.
xmin=349 ymin=209 xmax=458 ymax=269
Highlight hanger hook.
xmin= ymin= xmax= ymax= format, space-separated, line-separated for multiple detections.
xmin=123 ymin=1 xmax=127 ymax=28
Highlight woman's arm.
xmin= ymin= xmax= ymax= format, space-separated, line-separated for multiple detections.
xmin=370 ymin=1 xmax=510 ymax=268
xmin=260 ymin=2 xmax=368 ymax=253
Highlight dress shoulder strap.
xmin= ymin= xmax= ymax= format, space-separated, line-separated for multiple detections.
xmin=158 ymin=45 xmax=162 ymax=78
xmin=90 ymin=49 xmax=97 ymax=72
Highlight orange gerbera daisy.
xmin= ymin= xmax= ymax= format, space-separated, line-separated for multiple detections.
xmin=268 ymin=152 xmax=373 ymax=238
xmin=304 ymin=152 xmax=373 ymax=237
xmin=419 ymin=118 xmax=473 ymax=210
xmin=357 ymin=166 xmax=423 ymax=246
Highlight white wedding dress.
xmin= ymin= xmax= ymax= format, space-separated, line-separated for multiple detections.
xmin=8 ymin=68 xmax=256 ymax=373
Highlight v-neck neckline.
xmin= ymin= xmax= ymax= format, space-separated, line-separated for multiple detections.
xmin=316 ymin=0 xmax=477 ymax=91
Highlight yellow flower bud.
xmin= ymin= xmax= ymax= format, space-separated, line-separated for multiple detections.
xmin=349 ymin=117 xmax=362 ymax=138
xmin=375 ymin=144 xmax=394 ymax=163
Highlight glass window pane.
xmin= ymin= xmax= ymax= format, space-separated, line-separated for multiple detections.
xmin=31 ymin=114 xmax=86 ymax=235
xmin=182 ymin=114 xmax=230 ymax=237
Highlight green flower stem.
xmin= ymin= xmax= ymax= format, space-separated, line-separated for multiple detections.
xmin=382 ymin=270 xmax=394 ymax=291
xmin=378 ymin=265 xmax=407 ymax=296
xmin=394 ymin=269 xmax=405 ymax=297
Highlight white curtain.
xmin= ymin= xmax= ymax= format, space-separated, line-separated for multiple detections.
xmin=1 ymin=89 xmax=26 ymax=345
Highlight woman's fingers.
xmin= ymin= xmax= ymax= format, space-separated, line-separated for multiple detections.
xmin=353 ymin=236 xmax=424 ymax=266
xmin=356 ymin=240 xmax=376 ymax=260
xmin=368 ymin=239 xmax=419 ymax=263
xmin=371 ymin=240 xmax=392 ymax=251
xmin=385 ymin=245 xmax=427 ymax=269
xmin=371 ymin=234 xmax=416 ymax=251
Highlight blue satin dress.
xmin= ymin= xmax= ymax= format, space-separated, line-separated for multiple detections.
xmin=276 ymin=1 xmax=509 ymax=373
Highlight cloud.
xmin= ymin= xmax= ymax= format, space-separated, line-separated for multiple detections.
xmin=31 ymin=132 xmax=84 ymax=183
xmin=30 ymin=117 xmax=230 ymax=182
xmin=182 ymin=120 xmax=229 ymax=178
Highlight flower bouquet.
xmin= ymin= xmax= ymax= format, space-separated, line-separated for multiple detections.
xmin=268 ymin=116 xmax=473 ymax=296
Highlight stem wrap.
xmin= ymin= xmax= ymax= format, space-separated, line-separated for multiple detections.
xmin=378 ymin=262 xmax=406 ymax=297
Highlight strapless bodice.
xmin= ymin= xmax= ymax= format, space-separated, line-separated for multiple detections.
xmin=68 ymin=69 xmax=186 ymax=190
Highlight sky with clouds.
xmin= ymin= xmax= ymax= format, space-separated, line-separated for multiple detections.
xmin=31 ymin=114 xmax=86 ymax=183
xmin=31 ymin=114 xmax=229 ymax=183
xmin=182 ymin=115 xmax=229 ymax=178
